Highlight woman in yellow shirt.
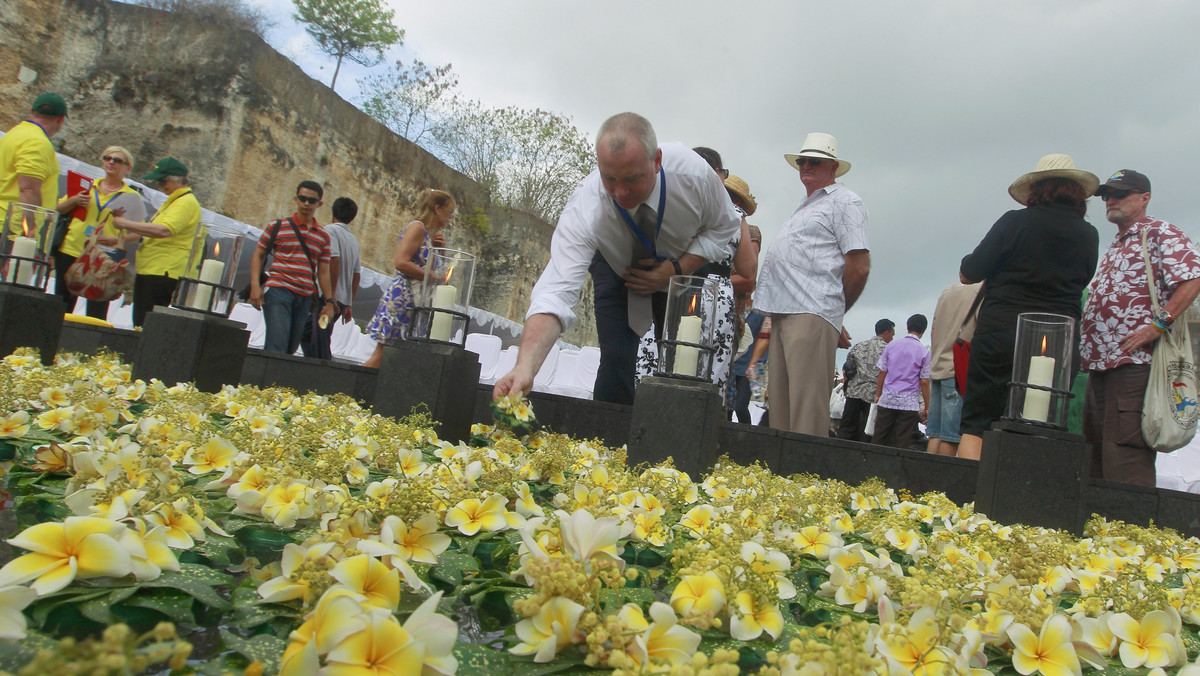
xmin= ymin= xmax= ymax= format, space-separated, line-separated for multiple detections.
xmin=52 ymin=146 xmax=145 ymax=319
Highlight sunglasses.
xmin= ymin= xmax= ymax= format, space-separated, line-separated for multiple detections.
xmin=794 ymin=157 xmax=828 ymax=168
xmin=101 ymin=155 xmax=127 ymax=165
xmin=719 ymin=168 xmax=729 ymax=179
xmin=296 ymin=195 xmax=320 ymax=205
xmin=1101 ymin=189 xmax=1135 ymax=202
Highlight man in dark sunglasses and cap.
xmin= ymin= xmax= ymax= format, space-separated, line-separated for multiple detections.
xmin=1080 ymin=169 xmax=1200 ymax=486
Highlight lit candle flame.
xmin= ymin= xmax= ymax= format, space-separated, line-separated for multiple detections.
xmin=445 ymin=266 xmax=454 ymax=284
xmin=1040 ymin=335 xmax=1047 ymax=355
xmin=687 ymin=295 xmax=697 ymax=314
xmin=214 ymin=241 xmax=221 ymax=257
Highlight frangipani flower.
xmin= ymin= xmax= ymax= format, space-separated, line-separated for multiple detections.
xmin=402 ymin=591 xmax=459 ymax=675
xmin=119 ymin=522 xmax=180 ymax=581
xmin=670 ymin=571 xmax=726 ymax=618
xmin=324 ymin=606 xmax=426 ymax=674
xmin=0 ymin=585 xmax=36 ymax=640
xmin=143 ymin=499 xmax=206 ymax=549
xmin=31 ymin=442 xmax=71 ymax=473
xmin=0 ymin=516 xmax=133 ymax=595
xmin=513 ymin=481 xmax=544 ymax=518
xmin=740 ymin=541 xmax=795 ymax=599
xmin=620 ymin=602 xmax=701 ymax=668
xmin=679 ymin=504 xmax=717 ymax=538
xmin=1007 ymin=614 xmax=1081 ymax=676
xmin=730 ymin=591 xmax=784 ymax=640
xmin=789 ymin=525 xmax=843 ymax=560
xmin=262 ymin=481 xmax=316 ymax=529
xmin=510 ymin=596 xmax=586 ymax=662
xmin=329 ymin=555 xmax=401 ymax=610
xmin=444 ymin=493 xmax=508 ymax=535
xmin=0 ymin=411 xmax=30 ymax=439
xmin=183 ymin=436 xmax=237 ymax=474
xmin=558 ymin=508 xmax=625 ymax=568
xmin=397 ymin=447 xmax=428 ymax=477
xmin=876 ymin=606 xmax=957 ymax=676
xmin=1109 ymin=608 xmax=1184 ymax=669
xmin=823 ymin=565 xmax=888 ymax=613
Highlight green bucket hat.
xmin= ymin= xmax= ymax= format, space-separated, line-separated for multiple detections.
xmin=143 ymin=157 xmax=188 ymax=182
xmin=31 ymin=93 xmax=67 ymax=117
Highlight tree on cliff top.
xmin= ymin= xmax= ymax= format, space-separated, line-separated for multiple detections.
xmin=292 ymin=0 xmax=403 ymax=90
xmin=135 ymin=0 xmax=272 ymax=37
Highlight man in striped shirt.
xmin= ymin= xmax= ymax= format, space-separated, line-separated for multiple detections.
xmin=249 ymin=180 xmax=336 ymax=355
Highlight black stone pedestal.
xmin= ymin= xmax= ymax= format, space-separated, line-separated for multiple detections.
xmin=373 ymin=341 xmax=481 ymax=443
xmin=628 ymin=376 xmax=722 ymax=477
xmin=132 ymin=307 xmax=249 ymax=393
xmin=975 ymin=420 xmax=1091 ymax=534
xmin=0 ymin=283 xmax=63 ymax=364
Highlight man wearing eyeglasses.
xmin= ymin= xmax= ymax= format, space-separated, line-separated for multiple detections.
xmin=112 ymin=157 xmax=202 ymax=326
xmin=1080 ymin=170 xmax=1200 ymax=486
xmin=754 ymin=132 xmax=870 ymax=436
xmin=249 ymin=180 xmax=336 ymax=355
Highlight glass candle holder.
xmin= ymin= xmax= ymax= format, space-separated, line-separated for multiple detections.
xmin=412 ymin=248 xmax=475 ymax=346
xmin=1 ymin=202 xmax=56 ymax=291
xmin=171 ymin=223 xmax=244 ymax=317
xmin=659 ymin=275 xmax=719 ymax=380
xmin=1006 ymin=312 xmax=1075 ymax=428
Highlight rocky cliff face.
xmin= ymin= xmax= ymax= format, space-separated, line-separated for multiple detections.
xmin=0 ymin=0 xmax=596 ymax=345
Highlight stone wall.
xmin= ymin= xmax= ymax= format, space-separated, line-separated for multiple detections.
xmin=0 ymin=0 xmax=596 ymax=345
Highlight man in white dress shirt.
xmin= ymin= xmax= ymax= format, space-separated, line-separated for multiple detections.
xmin=493 ymin=112 xmax=741 ymax=403
xmin=755 ymin=133 xmax=870 ymax=436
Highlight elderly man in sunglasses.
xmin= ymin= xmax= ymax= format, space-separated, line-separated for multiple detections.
xmin=248 ymin=180 xmax=336 ymax=355
xmin=113 ymin=157 xmax=203 ymax=327
xmin=754 ymin=132 xmax=870 ymax=437
xmin=1080 ymin=170 xmax=1200 ymax=486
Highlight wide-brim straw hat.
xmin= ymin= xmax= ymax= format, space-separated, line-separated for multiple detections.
xmin=784 ymin=132 xmax=851 ymax=177
xmin=723 ymin=174 xmax=757 ymax=215
xmin=1008 ymin=154 xmax=1099 ymax=205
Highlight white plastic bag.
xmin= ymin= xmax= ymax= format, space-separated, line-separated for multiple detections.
xmin=863 ymin=403 xmax=879 ymax=436
xmin=829 ymin=384 xmax=846 ymax=419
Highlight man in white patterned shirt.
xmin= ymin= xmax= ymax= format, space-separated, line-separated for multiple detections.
xmin=755 ymin=133 xmax=870 ymax=436
xmin=1080 ymin=169 xmax=1200 ymax=485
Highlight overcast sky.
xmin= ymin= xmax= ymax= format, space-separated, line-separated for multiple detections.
xmin=255 ymin=0 xmax=1200 ymax=349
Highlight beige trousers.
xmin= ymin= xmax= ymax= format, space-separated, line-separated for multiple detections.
xmin=767 ymin=313 xmax=839 ymax=436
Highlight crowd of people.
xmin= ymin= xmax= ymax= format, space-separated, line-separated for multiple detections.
xmin=492 ymin=111 xmax=1200 ymax=489
xmin=5 ymin=96 xmax=1199 ymax=489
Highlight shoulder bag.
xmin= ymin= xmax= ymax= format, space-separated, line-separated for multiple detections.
xmin=65 ymin=231 xmax=130 ymax=302
xmin=1140 ymin=226 xmax=1199 ymax=452
xmin=951 ymin=284 xmax=985 ymax=396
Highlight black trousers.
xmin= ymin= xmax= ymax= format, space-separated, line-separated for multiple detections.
xmin=133 ymin=274 xmax=179 ymax=327
xmin=837 ymin=397 xmax=873 ymax=442
xmin=731 ymin=375 xmax=753 ymax=423
xmin=589 ymin=252 xmax=665 ymax=405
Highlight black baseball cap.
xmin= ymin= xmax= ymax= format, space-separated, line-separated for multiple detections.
xmin=1094 ymin=169 xmax=1151 ymax=196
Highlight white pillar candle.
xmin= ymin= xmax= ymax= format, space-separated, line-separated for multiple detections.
xmin=1021 ymin=354 xmax=1055 ymax=422
xmin=5 ymin=236 xmax=37 ymax=285
xmin=190 ymin=258 xmax=225 ymax=311
xmin=430 ymin=284 xmax=458 ymax=341
xmin=672 ymin=314 xmax=703 ymax=377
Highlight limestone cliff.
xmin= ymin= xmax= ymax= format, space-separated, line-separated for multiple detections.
xmin=0 ymin=0 xmax=596 ymax=345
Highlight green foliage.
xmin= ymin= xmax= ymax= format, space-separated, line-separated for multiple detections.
xmin=359 ymin=59 xmax=460 ymax=145
xmin=134 ymin=0 xmax=272 ymax=37
xmin=292 ymin=0 xmax=404 ymax=89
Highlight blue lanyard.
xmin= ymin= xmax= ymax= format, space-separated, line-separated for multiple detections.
xmin=93 ymin=185 xmax=123 ymax=215
xmin=614 ymin=168 xmax=667 ymax=261
xmin=24 ymin=120 xmax=49 ymax=139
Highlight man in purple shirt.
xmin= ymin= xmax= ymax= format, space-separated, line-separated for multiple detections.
xmin=872 ymin=314 xmax=931 ymax=449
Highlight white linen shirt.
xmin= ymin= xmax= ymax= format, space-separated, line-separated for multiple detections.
xmin=754 ymin=183 xmax=869 ymax=330
xmin=526 ymin=142 xmax=741 ymax=330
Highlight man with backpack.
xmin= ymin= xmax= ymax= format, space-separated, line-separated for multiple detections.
xmin=248 ymin=180 xmax=336 ymax=355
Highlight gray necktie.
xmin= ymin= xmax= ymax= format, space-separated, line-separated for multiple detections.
xmin=627 ymin=203 xmax=657 ymax=335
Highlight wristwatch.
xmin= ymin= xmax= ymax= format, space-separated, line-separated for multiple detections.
xmin=671 ymin=259 xmax=683 ymax=276
xmin=1156 ymin=310 xmax=1174 ymax=327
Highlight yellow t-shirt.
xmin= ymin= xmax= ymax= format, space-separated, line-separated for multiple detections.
xmin=0 ymin=120 xmax=60 ymax=239
xmin=59 ymin=183 xmax=142 ymax=258
xmin=136 ymin=188 xmax=201 ymax=277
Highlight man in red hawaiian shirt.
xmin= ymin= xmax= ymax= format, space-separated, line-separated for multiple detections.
xmin=1080 ymin=170 xmax=1200 ymax=485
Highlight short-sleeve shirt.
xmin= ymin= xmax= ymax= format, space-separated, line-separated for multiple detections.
xmin=259 ymin=214 xmax=331 ymax=297
xmin=60 ymin=183 xmax=145 ymax=257
xmin=136 ymin=187 xmax=201 ymax=277
xmin=928 ymin=283 xmax=981 ymax=380
xmin=876 ymin=334 xmax=931 ymax=411
xmin=324 ymin=221 xmax=361 ymax=305
xmin=0 ymin=121 xmax=60 ymax=227
xmin=754 ymin=183 xmax=869 ymax=330
xmin=844 ymin=335 xmax=887 ymax=402
xmin=1080 ymin=218 xmax=1200 ymax=371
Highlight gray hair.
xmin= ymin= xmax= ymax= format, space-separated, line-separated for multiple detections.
xmin=596 ymin=112 xmax=657 ymax=161
xmin=161 ymin=175 xmax=188 ymax=186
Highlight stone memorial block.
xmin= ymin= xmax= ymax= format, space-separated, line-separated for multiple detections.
xmin=0 ymin=283 xmax=63 ymax=364
xmin=132 ymin=307 xmax=248 ymax=393
xmin=374 ymin=341 xmax=480 ymax=444
xmin=628 ymin=376 xmax=722 ymax=477
xmin=975 ymin=421 xmax=1091 ymax=534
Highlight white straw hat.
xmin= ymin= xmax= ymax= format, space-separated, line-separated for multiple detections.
xmin=1008 ymin=154 xmax=1099 ymax=205
xmin=784 ymin=132 xmax=851 ymax=177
